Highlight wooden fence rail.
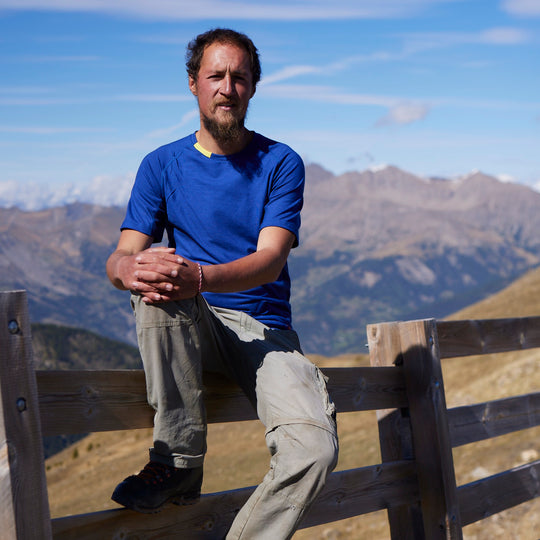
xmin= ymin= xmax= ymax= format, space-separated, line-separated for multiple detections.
xmin=1 ymin=290 xmax=539 ymax=539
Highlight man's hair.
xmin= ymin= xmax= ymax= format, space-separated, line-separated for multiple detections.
xmin=186 ymin=28 xmax=261 ymax=89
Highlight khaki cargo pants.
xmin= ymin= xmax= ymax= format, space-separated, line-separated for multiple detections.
xmin=132 ymin=293 xmax=339 ymax=539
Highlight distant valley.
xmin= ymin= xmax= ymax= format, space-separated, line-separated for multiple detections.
xmin=2 ymin=164 xmax=540 ymax=354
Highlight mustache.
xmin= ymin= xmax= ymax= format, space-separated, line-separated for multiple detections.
xmin=214 ymin=100 xmax=238 ymax=107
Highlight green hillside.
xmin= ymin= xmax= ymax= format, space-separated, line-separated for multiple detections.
xmin=32 ymin=323 xmax=142 ymax=370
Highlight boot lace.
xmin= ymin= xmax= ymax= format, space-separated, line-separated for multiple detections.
xmin=137 ymin=462 xmax=173 ymax=485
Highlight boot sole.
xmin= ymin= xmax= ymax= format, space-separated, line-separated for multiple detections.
xmin=112 ymin=492 xmax=201 ymax=514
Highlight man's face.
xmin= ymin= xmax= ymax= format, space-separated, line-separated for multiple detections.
xmin=189 ymin=42 xmax=255 ymax=143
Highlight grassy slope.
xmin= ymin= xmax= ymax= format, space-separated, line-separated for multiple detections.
xmin=45 ymin=268 xmax=540 ymax=538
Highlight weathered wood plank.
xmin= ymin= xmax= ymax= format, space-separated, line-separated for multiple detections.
xmin=324 ymin=366 xmax=408 ymax=412
xmin=458 ymin=460 xmax=540 ymax=526
xmin=37 ymin=367 xmax=408 ymax=437
xmin=437 ymin=317 xmax=540 ymax=358
xmin=37 ymin=370 xmax=153 ymax=436
xmin=399 ymin=319 xmax=463 ymax=539
xmin=448 ymin=392 xmax=540 ymax=447
xmin=51 ymin=461 xmax=418 ymax=539
xmin=52 ymin=488 xmax=250 ymax=540
xmin=0 ymin=290 xmax=52 ymax=539
xmin=301 ymin=461 xmax=419 ymax=528
xmin=368 ymin=321 xmax=425 ymax=540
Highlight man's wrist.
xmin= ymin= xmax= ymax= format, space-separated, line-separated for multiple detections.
xmin=197 ymin=263 xmax=204 ymax=293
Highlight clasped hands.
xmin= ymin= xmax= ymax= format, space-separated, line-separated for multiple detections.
xmin=122 ymin=246 xmax=200 ymax=304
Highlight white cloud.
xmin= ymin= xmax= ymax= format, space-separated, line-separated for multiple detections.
xmin=479 ymin=27 xmax=530 ymax=44
xmin=261 ymin=83 xmax=431 ymax=125
xmin=115 ymin=93 xmax=193 ymax=103
xmin=259 ymin=24 xmax=531 ymax=91
xmin=502 ymin=0 xmax=540 ymax=16
xmin=0 ymin=96 xmax=90 ymax=105
xmin=261 ymin=52 xmax=403 ymax=86
xmin=0 ymin=179 xmax=77 ymax=210
xmin=0 ymin=173 xmax=134 ymax=210
xmin=265 ymin=70 xmax=443 ymax=129
xmin=146 ymin=109 xmax=199 ymax=139
xmin=0 ymin=125 xmax=111 ymax=134
xmin=376 ymin=103 xmax=430 ymax=126
xmin=0 ymin=93 xmax=193 ymax=106
xmin=399 ymin=26 xmax=531 ymax=54
xmin=262 ymin=66 xmax=320 ymax=85
xmin=81 ymin=173 xmax=134 ymax=207
xmin=259 ymin=83 xmax=398 ymax=107
xmin=0 ymin=0 xmax=461 ymax=21
xmin=16 ymin=55 xmax=100 ymax=62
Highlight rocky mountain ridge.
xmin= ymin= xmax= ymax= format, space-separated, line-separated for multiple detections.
xmin=290 ymin=165 xmax=540 ymax=352
xmin=2 ymin=165 xmax=540 ymax=354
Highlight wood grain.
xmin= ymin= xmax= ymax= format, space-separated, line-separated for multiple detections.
xmin=0 ymin=291 xmax=52 ymax=539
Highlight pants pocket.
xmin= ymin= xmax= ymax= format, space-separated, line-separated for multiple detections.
xmin=314 ymin=367 xmax=337 ymax=424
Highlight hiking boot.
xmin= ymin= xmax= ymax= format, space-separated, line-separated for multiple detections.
xmin=111 ymin=461 xmax=203 ymax=513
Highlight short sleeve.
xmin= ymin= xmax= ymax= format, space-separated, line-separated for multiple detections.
xmin=261 ymin=149 xmax=305 ymax=247
xmin=121 ymin=151 xmax=167 ymax=243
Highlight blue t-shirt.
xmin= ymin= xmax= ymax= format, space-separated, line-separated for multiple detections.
xmin=122 ymin=132 xmax=304 ymax=330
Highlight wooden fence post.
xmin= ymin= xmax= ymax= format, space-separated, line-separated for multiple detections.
xmin=0 ymin=290 xmax=52 ymax=539
xmin=399 ymin=319 xmax=462 ymax=539
xmin=368 ymin=321 xmax=425 ymax=540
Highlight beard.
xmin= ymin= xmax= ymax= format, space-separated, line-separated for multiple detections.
xmin=201 ymin=106 xmax=248 ymax=145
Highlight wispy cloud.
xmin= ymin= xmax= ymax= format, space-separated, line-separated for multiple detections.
xmin=376 ymin=103 xmax=430 ymax=126
xmin=262 ymin=66 xmax=320 ymax=85
xmin=502 ymin=0 xmax=540 ymax=16
xmin=260 ymin=25 xmax=531 ymax=87
xmin=0 ymin=173 xmax=135 ymax=209
xmin=262 ymin=83 xmax=432 ymax=126
xmin=0 ymin=92 xmax=193 ymax=106
xmin=265 ymin=82 xmax=540 ymax=111
xmin=0 ymin=96 xmax=91 ymax=105
xmin=259 ymin=84 xmax=399 ymax=107
xmin=0 ymin=125 xmax=112 ymax=134
xmin=398 ymin=26 xmax=531 ymax=55
xmin=13 ymin=55 xmax=100 ymax=62
xmin=146 ymin=109 xmax=199 ymax=139
xmin=116 ymin=93 xmax=193 ymax=103
xmin=0 ymin=0 xmax=460 ymax=21
xmin=479 ymin=26 xmax=530 ymax=44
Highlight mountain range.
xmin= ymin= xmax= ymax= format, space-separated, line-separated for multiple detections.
xmin=2 ymin=164 xmax=540 ymax=354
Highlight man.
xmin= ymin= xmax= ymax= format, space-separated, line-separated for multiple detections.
xmin=106 ymin=28 xmax=338 ymax=539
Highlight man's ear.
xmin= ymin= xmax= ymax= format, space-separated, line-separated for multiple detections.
xmin=189 ymin=76 xmax=198 ymax=96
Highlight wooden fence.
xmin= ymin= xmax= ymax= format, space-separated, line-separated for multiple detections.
xmin=1 ymin=289 xmax=539 ymax=539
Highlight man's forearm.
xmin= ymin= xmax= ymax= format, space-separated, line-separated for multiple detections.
xmin=106 ymin=250 xmax=132 ymax=290
xmin=199 ymin=226 xmax=294 ymax=294
xmin=200 ymin=248 xmax=287 ymax=293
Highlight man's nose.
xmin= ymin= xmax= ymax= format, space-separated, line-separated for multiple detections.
xmin=221 ymin=73 xmax=234 ymax=95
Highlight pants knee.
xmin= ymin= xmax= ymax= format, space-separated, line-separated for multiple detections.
xmin=267 ymin=424 xmax=338 ymax=508
xmin=273 ymin=424 xmax=338 ymax=480
xmin=311 ymin=428 xmax=339 ymax=477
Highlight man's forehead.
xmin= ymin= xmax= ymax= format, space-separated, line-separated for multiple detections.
xmin=201 ymin=42 xmax=249 ymax=64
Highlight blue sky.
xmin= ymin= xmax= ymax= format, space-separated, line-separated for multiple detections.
xmin=1 ymin=0 xmax=539 ymax=206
